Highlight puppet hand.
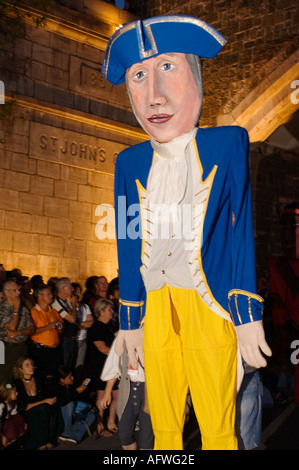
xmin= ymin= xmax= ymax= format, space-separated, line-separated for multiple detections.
xmin=114 ymin=329 xmax=144 ymax=369
xmin=114 ymin=330 xmax=126 ymax=357
xmin=235 ymin=320 xmax=272 ymax=368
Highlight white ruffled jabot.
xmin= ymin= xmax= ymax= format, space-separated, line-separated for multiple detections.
xmin=145 ymin=127 xmax=197 ymax=223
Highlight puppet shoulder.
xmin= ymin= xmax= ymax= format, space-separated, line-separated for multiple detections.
xmin=116 ymin=140 xmax=152 ymax=166
xmin=115 ymin=140 xmax=153 ymax=184
xmin=196 ymin=126 xmax=249 ymax=166
xmin=198 ymin=125 xmax=248 ymax=143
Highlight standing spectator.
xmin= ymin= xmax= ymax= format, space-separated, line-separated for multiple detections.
xmin=20 ymin=278 xmax=35 ymax=312
xmin=30 ymin=275 xmax=44 ymax=293
xmin=107 ymin=279 xmax=120 ymax=333
xmin=51 ymin=278 xmax=78 ymax=370
xmin=81 ymin=276 xmax=98 ymax=308
xmin=0 ymin=280 xmax=35 ymax=383
xmin=88 ymin=276 xmax=109 ymax=314
xmin=0 ymin=283 xmax=4 ymax=304
xmin=0 ymin=264 xmax=6 ymax=283
xmin=10 ymin=268 xmax=22 ymax=278
xmin=96 ymin=276 xmax=109 ymax=299
xmin=71 ymin=282 xmax=94 ymax=382
xmin=87 ymin=298 xmax=117 ymax=436
xmin=29 ymin=284 xmax=63 ymax=380
xmin=101 ymin=326 xmax=154 ymax=450
xmin=47 ymin=277 xmax=59 ymax=295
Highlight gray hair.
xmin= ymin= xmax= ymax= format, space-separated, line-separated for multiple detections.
xmin=3 ymin=280 xmax=18 ymax=292
xmin=55 ymin=277 xmax=71 ymax=293
xmin=185 ymin=54 xmax=203 ymax=124
xmin=94 ymin=298 xmax=114 ymax=318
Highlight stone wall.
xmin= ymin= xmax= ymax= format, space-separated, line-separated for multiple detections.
xmin=0 ymin=1 xmax=147 ymax=285
xmin=251 ymin=145 xmax=299 ymax=278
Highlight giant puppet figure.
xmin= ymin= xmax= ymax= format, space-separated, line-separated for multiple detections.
xmin=101 ymin=15 xmax=272 ymax=450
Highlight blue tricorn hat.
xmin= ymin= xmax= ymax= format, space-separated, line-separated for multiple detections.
xmin=102 ymin=15 xmax=227 ymax=86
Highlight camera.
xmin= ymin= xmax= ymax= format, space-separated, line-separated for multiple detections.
xmin=54 ymin=321 xmax=62 ymax=328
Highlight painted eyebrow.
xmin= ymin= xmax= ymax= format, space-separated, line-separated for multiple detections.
xmin=127 ymin=53 xmax=177 ymax=71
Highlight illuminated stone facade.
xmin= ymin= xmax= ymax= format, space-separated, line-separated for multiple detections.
xmin=0 ymin=0 xmax=147 ymax=285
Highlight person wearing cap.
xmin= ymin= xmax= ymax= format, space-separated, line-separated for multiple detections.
xmin=101 ymin=15 xmax=271 ymax=450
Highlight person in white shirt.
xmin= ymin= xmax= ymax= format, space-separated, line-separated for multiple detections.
xmin=101 ymin=325 xmax=153 ymax=450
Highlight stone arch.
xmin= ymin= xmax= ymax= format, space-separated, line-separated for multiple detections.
xmin=217 ymin=49 xmax=299 ymax=144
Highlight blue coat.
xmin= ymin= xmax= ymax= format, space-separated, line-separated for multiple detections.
xmin=114 ymin=126 xmax=264 ymax=330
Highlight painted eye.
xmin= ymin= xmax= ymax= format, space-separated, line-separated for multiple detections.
xmin=133 ymin=70 xmax=145 ymax=80
xmin=161 ymin=62 xmax=173 ymax=71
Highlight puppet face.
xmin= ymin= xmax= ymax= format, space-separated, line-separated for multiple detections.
xmin=280 ymin=211 xmax=299 ymax=259
xmin=126 ymin=53 xmax=201 ymax=143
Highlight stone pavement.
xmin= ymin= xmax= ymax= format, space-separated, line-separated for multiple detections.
xmin=52 ymin=400 xmax=299 ymax=452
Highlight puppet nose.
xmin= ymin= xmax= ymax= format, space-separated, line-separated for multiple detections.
xmin=147 ymin=71 xmax=167 ymax=107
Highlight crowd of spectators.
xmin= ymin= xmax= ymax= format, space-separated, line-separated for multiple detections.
xmin=0 ymin=217 xmax=298 ymax=450
xmin=0 ymin=265 xmax=121 ymax=449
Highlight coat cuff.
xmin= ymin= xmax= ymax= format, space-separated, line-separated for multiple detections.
xmin=119 ymin=299 xmax=144 ymax=330
xmin=228 ymin=289 xmax=264 ymax=326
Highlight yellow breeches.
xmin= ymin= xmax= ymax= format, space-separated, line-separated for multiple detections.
xmin=143 ymin=285 xmax=238 ymax=450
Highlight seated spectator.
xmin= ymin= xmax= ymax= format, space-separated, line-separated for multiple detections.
xmin=87 ymin=298 xmax=117 ymax=436
xmin=13 ymin=357 xmax=64 ymax=450
xmin=50 ymin=366 xmax=95 ymax=445
xmin=71 ymin=283 xmax=94 ymax=382
xmin=0 ymin=280 xmax=35 ymax=383
xmin=29 ymin=284 xmax=63 ymax=380
xmin=0 ymin=382 xmax=27 ymax=450
xmin=51 ymin=278 xmax=78 ymax=370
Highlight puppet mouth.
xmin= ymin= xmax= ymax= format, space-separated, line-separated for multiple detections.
xmin=147 ymin=114 xmax=174 ymax=124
